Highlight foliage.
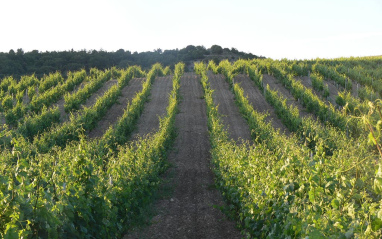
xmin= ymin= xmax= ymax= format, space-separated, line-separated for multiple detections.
xmin=0 ymin=62 xmax=184 ymax=238
xmin=211 ymin=45 xmax=223 ymax=55
xmin=1 ymin=55 xmax=382 ymax=237
xmin=197 ymin=60 xmax=381 ymax=238
xmin=0 ymin=46 xmax=256 ymax=78
xmin=64 ymin=69 xmax=111 ymax=113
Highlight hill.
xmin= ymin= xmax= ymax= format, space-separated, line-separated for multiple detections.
xmin=0 ymin=45 xmax=262 ymax=79
xmin=1 ymin=58 xmax=382 ymax=237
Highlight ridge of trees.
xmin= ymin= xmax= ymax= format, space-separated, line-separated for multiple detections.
xmin=0 ymin=45 xmax=263 ymax=79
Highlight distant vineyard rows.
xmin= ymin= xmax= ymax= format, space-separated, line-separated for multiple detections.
xmin=1 ymin=55 xmax=382 ymax=238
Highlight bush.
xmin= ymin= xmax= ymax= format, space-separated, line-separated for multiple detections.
xmin=211 ymin=45 xmax=223 ymax=55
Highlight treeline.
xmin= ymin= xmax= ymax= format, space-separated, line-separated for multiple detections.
xmin=0 ymin=45 xmax=260 ymax=79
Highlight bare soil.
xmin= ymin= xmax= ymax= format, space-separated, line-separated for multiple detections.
xmin=324 ymin=79 xmax=339 ymax=97
xmin=234 ymin=74 xmax=289 ymax=135
xmin=295 ymin=75 xmax=342 ymax=107
xmin=130 ymin=76 xmax=173 ymax=140
xmin=56 ymin=98 xmax=69 ymax=122
xmin=296 ymin=76 xmax=331 ymax=107
xmin=22 ymin=90 xmax=30 ymax=105
xmin=323 ymin=76 xmax=358 ymax=98
xmin=82 ymin=79 xmax=118 ymax=109
xmin=88 ymin=78 xmax=144 ymax=138
xmin=298 ymin=76 xmax=312 ymax=88
xmin=208 ymin=73 xmax=251 ymax=142
xmin=299 ymin=76 xmax=349 ymax=108
xmin=124 ymin=72 xmax=242 ymax=239
xmin=56 ymin=80 xmax=89 ymax=122
xmin=262 ymin=74 xmax=311 ymax=118
xmin=323 ymin=79 xmax=340 ymax=105
xmin=296 ymin=76 xmax=315 ymax=98
xmin=0 ymin=114 xmax=5 ymax=125
xmin=323 ymin=78 xmax=360 ymax=105
xmin=352 ymin=81 xmax=359 ymax=98
xmin=58 ymin=79 xmax=117 ymax=122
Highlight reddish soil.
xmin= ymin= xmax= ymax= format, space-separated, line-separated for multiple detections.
xmin=130 ymin=76 xmax=173 ymax=140
xmin=208 ymin=73 xmax=251 ymax=142
xmin=262 ymin=74 xmax=311 ymax=118
xmin=124 ymin=72 xmax=242 ymax=239
xmin=234 ymin=74 xmax=289 ymax=135
xmin=88 ymin=78 xmax=144 ymax=138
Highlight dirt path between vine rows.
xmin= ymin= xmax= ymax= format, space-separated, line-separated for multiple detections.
xmin=351 ymin=81 xmax=359 ymax=98
xmin=56 ymin=80 xmax=89 ymax=122
xmin=324 ymin=79 xmax=340 ymax=98
xmin=88 ymin=77 xmax=144 ymax=138
xmin=82 ymin=79 xmax=118 ymax=109
xmin=124 ymin=72 xmax=242 ymax=239
xmin=56 ymin=78 xmax=116 ymax=123
xmin=320 ymin=76 xmax=348 ymax=108
xmin=262 ymin=74 xmax=312 ymax=119
xmin=295 ymin=75 xmax=346 ymax=109
xmin=323 ymin=78 xmax=360 ymax=106
xmin=234 ymin=74 xmax=289 ymax=135
xmin=296 ymin=76 xmax=333 ymax=107
xmin=130 ymin=75 xmax=173 ymax=140
xmin=0 ymin=115 xmax=5 ymax=126
xmin=208 ymin=73 xmax=251 ymax=142
xmin=321 ymin=79 xmax=340 ymax=106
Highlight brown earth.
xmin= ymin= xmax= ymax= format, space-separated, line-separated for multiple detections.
xmin=234 ymin=74 xmax=289 ymax=135
xmin=0 ymin=115 xmax=5 ymax=125
xmin=82 ymin=79 xmax=118 ymax=109
xmin=124 ymin=72 xmax=242 ymax=239
xmin=58 ymin=79 xmax=117 ymax=122
xmin=56 ymin=80 xmax=89 ymax=122
xmin=322 ymin=77 xmax=358 ymax=98
xmin=297 ymin=76 xmax=312 ymax=89
xmin=296 ymin=76 xmax=332 ymax=107
xmin=293 ymin=75 xmax=343 ymax=108
xmin=208 ymin=73 xmax=251 ymax=142
xmin=296 ymin=76 xmax=318 ymax=99
xmin=88 ymin=78 xmax=144 ymax=138
xmin=130 ymin=75 xmax=173 ymax=140
xmin=352 ymin=81 xmax=360 ymax=98
xmin=323 ymin=79 xmax=340 ymax=105
xmin=262 ymin=74 xmax=311 ymax=118
xmin=323 ymin=78 xmax=360 ymax=105
xmin=23 ymin=90 xmax=30 ymax=105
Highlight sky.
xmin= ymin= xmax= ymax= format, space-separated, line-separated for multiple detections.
xmin=0 ymin=0 xmax=381 ymax=60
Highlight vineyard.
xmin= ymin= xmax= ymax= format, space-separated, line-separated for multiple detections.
xmin=1 ymin=56 xmax=382 ymax=238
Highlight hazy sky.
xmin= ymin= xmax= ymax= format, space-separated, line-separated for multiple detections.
xmin=1 ymin=0 xmax=381 ymax=59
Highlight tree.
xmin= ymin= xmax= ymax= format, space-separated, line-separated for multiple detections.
xmin=0 ymin=46 xmax=259 ymax=78
xmin=8 ymin=49 xmax=16 ymax=60
xmin=210 ymin=45 xmax=223 ymax=55
xmin=154 ymin=48 xmax=162 ymax=54
xmin=231 ymin=47 xmax=239 ymax=54
xmin=16 ymin=48 xmax=24 ymax=56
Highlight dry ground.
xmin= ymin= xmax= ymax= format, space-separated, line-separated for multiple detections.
xmin=88 ymin=77 xmax=144 ymax=138
xmin=124 ymin=72 xmax=242 ymax=239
